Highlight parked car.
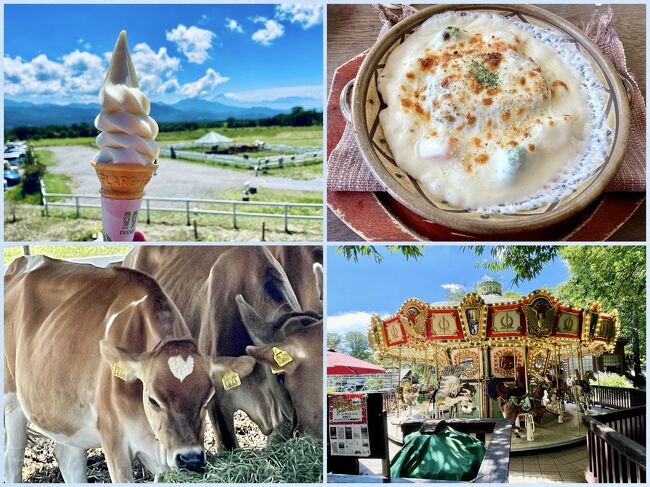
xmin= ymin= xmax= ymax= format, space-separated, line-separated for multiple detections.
xmin=4 ymin=162 xmax=20 ymax=187
xmin=5 ymin=160 xmax=19 ymax=172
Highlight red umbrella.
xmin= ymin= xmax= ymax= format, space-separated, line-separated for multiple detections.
xmin=327 ymin=350 xmax=385 ymax=375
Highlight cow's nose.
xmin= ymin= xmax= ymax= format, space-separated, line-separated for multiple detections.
xmin=175 ymin=450 xmax=206 ymax=471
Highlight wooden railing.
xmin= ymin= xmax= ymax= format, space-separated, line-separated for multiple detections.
xmin=591 ymin=386 xmax=646 ymax=409
xmin=583 ymin=406 xmax=646 ymax=483
xmin=41 ymin=183 xmax=321 ymax=233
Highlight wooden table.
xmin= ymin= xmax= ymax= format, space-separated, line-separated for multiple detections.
xmin=327 ymin=4 xmax=646 ymax=241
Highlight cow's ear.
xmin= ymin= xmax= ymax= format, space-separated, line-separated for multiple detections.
xmin=99 ymin=340 xmax=143 ymax=382
xmin=230 ymin=356 xmax=256 ymax=378
xmin=246 ymin=344 xmax=298 ymax=373
xmin=313 ymin=263 xmax=323 ymax=302
xmin=209 ymin=356 xmax=256 ymax=389
xmin=235 ymin=295 xmax=268 ymax=344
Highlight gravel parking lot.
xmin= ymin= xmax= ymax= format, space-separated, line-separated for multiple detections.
xmin=45 ymin=146 xmax=323 ymax=198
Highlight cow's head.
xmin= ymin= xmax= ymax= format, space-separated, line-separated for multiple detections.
xmin=100 ymin=339 xmax=255 ymax=471
xmin=236 ymin=295 xmax=323 ymax=439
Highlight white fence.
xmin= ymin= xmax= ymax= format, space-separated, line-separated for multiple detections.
xmin=41 ymin=185 xmax=322 ymax=233
xmin=159 ymin=144 xmax=323 ymax=170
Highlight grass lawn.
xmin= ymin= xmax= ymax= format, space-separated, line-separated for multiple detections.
xmin=262 ymin=162 xmax=322 ymax=180
xmin=169 ymin=153 xmax=322 ymax=180
xmin=215 ymin=187 xmax=322 ymax=207
xmin=4 ymin=245 xmax=133 ymax=265
xmin=33 ymin=148 xmax=57 ymax=166
xmin=30 ymin=136 xmax=95 ymax=148
xmin=5 ymin=189 xmax=323 ymax=242
xmin=28 ymin=126 xmax=322 ymax=149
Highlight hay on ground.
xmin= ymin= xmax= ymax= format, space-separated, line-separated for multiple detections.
xmin=163 ymin=436 xmax=323 ymax=483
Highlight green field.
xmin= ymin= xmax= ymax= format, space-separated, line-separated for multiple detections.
xmin=4 ymin=245 xmax=133 ymax=265
xmin=29 ymin=125 xmax=323 ymax=148
xmin=5 ymin=186 xmax=323 ymax=242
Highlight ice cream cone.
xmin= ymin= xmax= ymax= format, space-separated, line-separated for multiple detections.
xmin=91 ymin=160 xmax=157 ymax=241
xmin=92 ymin=31 xmax=160 ymax=242
xmin=91 ymin=160 xmax=157 ymax=199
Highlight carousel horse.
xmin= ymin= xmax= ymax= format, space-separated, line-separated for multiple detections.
xmin=431 ymin=390 xmax=476 ymax=419
xmin=427 ymin=366 xmax=466 ymax=418
xmin=528 ymin=376 xmax=559 ymax=423
xmin=488 ymin=368 xmax=555 ymax=436
xmin=543 ymin=387 xmax=565 ymax=416
xmin=573 ymin=370 xmax=596 ymax=414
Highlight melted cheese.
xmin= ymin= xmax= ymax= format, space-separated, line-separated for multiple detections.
xmin=378 ymin=12 xmax=607 ymax=211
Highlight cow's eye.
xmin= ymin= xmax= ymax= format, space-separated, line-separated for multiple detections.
xmin=148 ymin=397 xmax=161 ymax=409
xmin=276 ymin=373 xmax=286 ymax=385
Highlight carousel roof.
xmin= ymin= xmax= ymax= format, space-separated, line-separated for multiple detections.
xmin=368 ymin=288 xmax=619 ymax=364
xmin=431 ymin=294 xmax=506 ymax=307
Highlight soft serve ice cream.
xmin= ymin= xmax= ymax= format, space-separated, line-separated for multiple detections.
xmin=91 ymin=30 xmax=159 ymax=241
xmin=95 ymin=30 xmax=159 ymax=165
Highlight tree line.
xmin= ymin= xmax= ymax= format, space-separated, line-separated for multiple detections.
xmin=6 ymin=107 xmax=323 ymax=141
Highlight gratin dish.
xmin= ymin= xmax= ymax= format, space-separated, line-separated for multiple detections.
xmin=342 ymin=4 xmax=631 ymax=235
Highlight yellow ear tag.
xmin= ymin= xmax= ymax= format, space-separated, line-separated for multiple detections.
xmin=222 ymin=370 xmax=241 ymax=391
xmin=112 ymin=362 xmax=129 ymax=381
xmin=271 ymin=366 xmax=285 ymax=374
xmin=272 ymin=347 xmax=293 ymax=367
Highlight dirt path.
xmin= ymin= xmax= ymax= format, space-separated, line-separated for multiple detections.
xmin=45 ymin=146 xmax=323 ymax=198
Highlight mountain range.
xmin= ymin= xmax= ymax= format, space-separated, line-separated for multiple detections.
xmin=4 ymin=96 xmax=322 ymax=129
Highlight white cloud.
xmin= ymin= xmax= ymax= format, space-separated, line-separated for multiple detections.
xmin=129 ymin=43 xmax=181 ymax=95
xmin=275 ymin=4 xmax=323 ymax=29
xmin=180 ymin=68 xmax=229 ymax=98
xmin=327 ymin=311 xmax=385 ymax=334
xmin=225 ymin=18 xmax=244 ymax=34
xmin=157 ymin=78 xmax=181 ymax=95
xmin=222 ymin=84 xmax=322 ymax=102
xmin=166 ymin=24 xmax=215 ymax=64
xmin=441 ymin=283 xmax=465 ymax=296
xmin=251 ymin=18 xmax=285 ymax=46
xmin=5 ymin=39 xmax=231 ymax=104
xmin=62 ymin=50 xmax=104 ymax=93
xmin=4 ymin=49 xmax=138 ymax=100
xmin=76 ymin=38 xmax=91 ymax=50
xmin=5 ymin=54 xmax=66 ymax=96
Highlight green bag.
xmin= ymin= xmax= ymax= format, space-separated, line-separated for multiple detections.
xmin=390 ymin=426 xmax=486 ymax=481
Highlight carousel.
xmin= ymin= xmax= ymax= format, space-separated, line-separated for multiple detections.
xmin=368 ymin=279 xmax=619 ymax=452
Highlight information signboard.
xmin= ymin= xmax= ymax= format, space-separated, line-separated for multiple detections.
xmin=328 ymin=393 xmax=371 ymax=456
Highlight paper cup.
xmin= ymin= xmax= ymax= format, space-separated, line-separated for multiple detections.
xmin=100 ymin=196 xmax=144 ymax=242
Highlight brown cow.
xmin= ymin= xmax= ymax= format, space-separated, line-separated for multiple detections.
xmin=4 ymin=256 xmax=255 ymax=482
xmin=269 ymin=246 xmax=323 ymax=313
xmin=237 ymin=295 xmax=323 ymax=437
xmin=122 ymin=246 xmax=323 ymax=449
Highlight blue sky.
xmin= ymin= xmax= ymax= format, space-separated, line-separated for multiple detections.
xmin=4 ymin=4 xmax=322 ymax=105
xmin=327 ymin=246 xmax=570 ymax=334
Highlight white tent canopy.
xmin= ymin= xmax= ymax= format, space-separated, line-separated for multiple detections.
xmin=195 ymin=131 xmax=234 ymax=145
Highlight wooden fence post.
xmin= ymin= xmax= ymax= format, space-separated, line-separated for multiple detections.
xmin=284 ymin=204 xmax=289 ymax=233
xmin=41 ymin=180 xmax=49 ymax=216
